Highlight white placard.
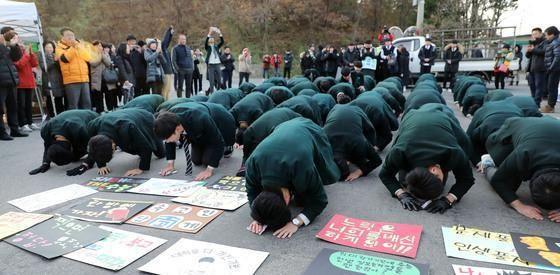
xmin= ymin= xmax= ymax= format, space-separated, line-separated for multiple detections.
xmin=127 ymin=178 xmax=205 ymax=197
xmin=172 ymin=186 xmax=248 ymax=210
xmin=8 ymin=184 xmax=98 ymax=212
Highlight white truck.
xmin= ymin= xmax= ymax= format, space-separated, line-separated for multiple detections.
xmin=392 ymin=27 xmax=519 ymax=82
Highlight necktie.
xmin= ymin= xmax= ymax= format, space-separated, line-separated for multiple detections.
xmin=184 ymin=142 xmax=192 ymax=176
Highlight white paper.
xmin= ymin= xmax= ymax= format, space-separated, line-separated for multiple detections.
xmin=65 ymin=226 xmax=167 ymax=271
xmin=127 ymin=178 xmax=205 ymax=197
xmin=8 ymin=184 xmax=98 ymax=212
xmin=172 ymin=186 xmax=248 ymax=210
xmin=138 ymin=238 xmax=269 ymax=275
xmin=452 ymin=264 xmax=557 ymax=275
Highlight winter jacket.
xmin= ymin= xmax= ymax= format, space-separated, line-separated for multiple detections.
xmin=418 ymin=44 xmax=437 ymax=66
xmin=172 ymin=44 xmax=194 ymax=71
xmin=397 ymin=49 xmax=410 ymax=75
xmin=238 ymin=54 xmax=252 ymax=73
xmin=320 ymin=52 xmax=338 ymax=73
xmin=14 ymin=49 xmax=38 ymax=89
xmin=56 ymin=40 xmax=92 ymax=85
xmin=284 ymin=52 xmax=293 ymax=68
xmin=271 ymin=55 xmax=282 ymax=68
xmin=526 ymin=37 xmax=547 ymax=72
xmin=343 ymin=49 xmax=360 ymax=66
xmin=262 ymin=55 xmax=271 ymax=69
xmin=117 ymin=43 xmax=147 ymax=79
xmin=494 ymin=50 xmax=514 ymax=70
xmin=161 ymin=27 xmax=174 ymax=74
xmin=204 ymin=36 xmax=224 ymax=65
xmin=89 ymin=52 xmax=113 ymax=91
xmin=0 ymin=43 xmax=22 ymax=87
xmin=39 ymin=53 xmax=64 ymax=97
xmin=544 ymin=36 xmax=560 ymax=72
xmin=144 ymin=49 xmax=165 ymax=83
xmin=443 ymin=44 xmax=463 ymax=73
xmin=220 ymin=53 xmax=235 ymax=71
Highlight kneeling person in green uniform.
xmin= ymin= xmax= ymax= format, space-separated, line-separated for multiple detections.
xmin=246 ymin=118 xmax=340 ymax=238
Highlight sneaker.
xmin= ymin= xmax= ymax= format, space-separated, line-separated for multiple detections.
xmin=20 ymin=125 xmax=32 ymax=132
xmin=540 ymin=105 xmax=555 ymax=113
xmin=10 ymin=130 xmax=28 ymax=137
xmin=0 ymin=132 xmax=13 ymax=141
xmin=29 ymin=123 xmax=40 ymax=130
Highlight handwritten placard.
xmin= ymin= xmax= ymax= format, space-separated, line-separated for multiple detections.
xmin=511 ymin=232 xmax=560 ymax=269
xmin=127 ymin=178 xmax=205 ymax=197
xmin=172 ymin=187 xmax=248 ymax=211
xmin=8 ymin=184 xmax=97 ymax=213
xmin=0 ymin=212 xmax=52 ymax=240
xmin=453 ymin=264 xmax=557 ymax=275
xmin=206 ymin=176 xmax=247 ymax=192
xmin=60 ymin=198 xmax=152 ymax=224
xmin=81 ymin=177 xmax=148 ymax=192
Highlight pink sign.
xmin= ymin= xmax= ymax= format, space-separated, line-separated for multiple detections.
xmin=316 ymin=214 xmax=423 ymax=258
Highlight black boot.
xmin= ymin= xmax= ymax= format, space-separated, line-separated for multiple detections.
xmin=0 ymin=131 xmax=13 ymax=140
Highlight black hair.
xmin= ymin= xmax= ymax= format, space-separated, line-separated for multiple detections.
xmin=341 ymin=67 xmax=351 ymax=77
xmin=154 ymin=112 xmax=180 ymax=139
xmin=337 ymin=93 xmax=351 ymax=104
xmin=532 ymin=27 xmax=543 ymax=33
xmin=0 ymin=26 xmax=14 ymax=35
xmin=353 ymin=61 xmax=363 ymax=68
xmin=88 ymin=135 xmax=114 ymax=167
xmin=59 ymin=27 xmax=74 ymax=36
xmin=319 ymin=80 xmax=333 ymax=93
xmin=405 ymin=167 xmax=444 ymax=200
xmin=467 ymin=103 xmax=481 ymax=116
xmin=126 ymin=34 xmax=137 ymax=41
xmin=530 ymin=169 xmax=560 ymax=210
xmin=43 ymin=41 xmax=56 ymax=52
xmin=47 ymin=141 xmax=73 ymax=166
xmin=235 ymin=128 xmax=245 ymax=145
xmin=365 ymin=40 xmax=372 ymax=44
xmin=250 ymin=189 xmax=291 ymax=231
xmin=502 ymin=43 xmax=511 ymax=49
xmin=545 ymin=26 xmax=560 ymax=36
xmin=268 ymin=88 xmax=290 ymax=105
xmin=92 ymin=40 xmax=102 ymax=46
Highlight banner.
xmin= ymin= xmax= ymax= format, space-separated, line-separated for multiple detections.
xmin=8 ymin=184 xmax=97 ymax=212
xmin=127 ymin=178 xmax=205 ymax=197
xmin=172 ymin=186 xmax=248 ymax=211
xmin=60 ymin=198 xmax=152 ymax=224
xmin=126 ymin=202 xmax=222 ymax=234
xmin=511 ymin=232 xmax=560 ymax=269
xmin=206 ymin=176 xmax=247 ymax=192
xmin=316 ymin=214 xmax=423 ymax=258
xmin=64 ymin=226 xmax=166 ymax=270
xmin=138 ymin=238 xmax=269 ymax=275
xmin=442 ymin=225 xmax=560 ymax=272
xmin=452 ymin=264 xmax=557 ymax=275
xmin=303 ymin=248 xmax=429 ymax=275
xmin=0 ymin=212 xmax=52 ymax=240
xmin=81 ymin=176 xmax=148 ymax=192
xmin=5 ymin=215 xmax=110 ymax=259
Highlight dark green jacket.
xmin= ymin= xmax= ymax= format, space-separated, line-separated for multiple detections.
xmin=156 ymin=98 xmax=194 ymax=113
xmin=461 ymin=84 xmax=487 ymax=116
xmin=230 ymin=92 xmax=275 ymax=126
xmin=368 ymin=87 xmax=402 ymax=115
xmin=312 ymin=93 xmax=336 ymax=122
xmin=87 ymin=108 xmax=163 ymax=170
xmin=208 ymin=88 xmax=244 ymax=109
xmin=264 ymin=86 xmax=294 ymax=105
xmin=403 ymin=89 xmax=445 ymax=115
xmin=379 ymin=107 xmax=475 ymax=200
xmin=122 ymin=94 xmax=165 ymax=113
xmin=484 ymin=89 xmax=513 ymax=102
xmin=190 ymin=95 xmax=209 ymax=102
xmin=504 ymin=96 xmax=542 ymax=117
xmin=486 ymin=117 xmax=560 ymax=204
xmin=246 ymin=117 xmax=340 ymax=223
xmin=376 ymin=82 xmax=405 ymax=108
xmin=41 ymin=110 xmax=99 ymax=163
xmin=328 ymin=82 xmax=356 ymax=100
xmin=453 ymin=77 xmax=484 ymax=102
xmin=351 ymin=94 xmax=398 ymax=151
xmin=291 ymin=81 xmax=319 ymax=95
xmin=277 ymin=95 xmax=323 ymax=125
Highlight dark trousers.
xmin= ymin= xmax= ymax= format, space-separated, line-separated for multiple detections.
xmin=238 ymin=72 xmax=250 ymax=86
xmin=148 ymin=81 xmax=163 ymax=95
xmin=191 ymin=143 xmax=222 ymax=168
xmin=177 ymin=68 xmax=194 ymax=98
xmin=284 ymin=67 xmax=291 ymax=78
xmin=17 ymin=88 xmax=33 ymax=126
xmin=495 ymin=72 xmax=506 ymax=89
xmin=547 ymin=70 xmax=560 ymax=108
xmin=0 ymin=86 xmax=19 ymax=133
xmin=134 ymin=76 xmax=147 ymax=97
xmin=533 ymin=71 xmax=547 ymax=106
xmin=207 ymin=64 xmax=222 ymax=95
xmin=193 ymin=73 xmax=203 ymax=94
xmin=443 ymin=71 xmax=456 ymax=89
xmin=104 ymin=89 xmax=118 ymax=111
xmin=222 ymin=69 xmax=233 ymax=89
xmin=420 ymin=65 xmax=432 ymax=74
xmin=45 ymin=95 xmax=65 ymax=118
xmin=527 ymin=72 xmax=536 ymax=98
xmin=90 ymin=89 xmax=104 ymax=113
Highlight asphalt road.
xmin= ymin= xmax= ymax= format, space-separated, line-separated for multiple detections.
xmin=0 ymin=78 xmax=559 ymax=275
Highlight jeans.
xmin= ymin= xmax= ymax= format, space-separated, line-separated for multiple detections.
xmin=547 ymin=70 xmax=560 ymax=107
xmin=239 ymin=72 xmax=250 ymax=86
xmin=222 ymin=69 xmax=233 ymax=89
xmin=284 ymin=67 xmax=291 ymax=78
xmin=177 ymin=68 xmax=194 ymax=98
xmin=65 ymin=82 xmax=91 ymax=110
xmin=207 ymin=64 xmax=222 ymax=95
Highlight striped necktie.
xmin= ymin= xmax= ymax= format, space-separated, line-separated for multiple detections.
xmin=184 ymin=142 xmax=192 ymax=176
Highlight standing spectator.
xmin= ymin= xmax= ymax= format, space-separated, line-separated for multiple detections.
xmin=161 ymin=26 xmax=175 ymax=100
xmin=144 ymin=39 xmax=165 ymax=94
xmin=41 ymin=41 xmax=65 ymax=117
xmin=104 ymin=44 xmax=125 ymax=111
xmin=262 ymin=54 xmax=271 ymax=79
xmin=0 ymin=27 xmax=25 ymax=140
xmin=316 ymin=45 xmax=326 ymax=76
xmin=284 ymin=49 xmax=293 ymax=78
xmin=89 ymin=40 xmax=112 ymax=113
xmin=397 ymin=45 xmax=410 ymax=90
xmin=493 ymin=44 xmax=513 ymax=90
xmin=361 ymin=40 xmax=377 ymax=78
xmin=320 ymin=45 xmax=338 ymax=78
xmin=118 ymin=35 xmax=147 ymax=97
xmin=272 ymin=53 xmax=282 ymax=77
xmin=172 ymin=32 xmax=194 ymax=98
xmin=56 ymin=27 xmax=92 ymax=110
xmin=238 ymin=48 xmax=252 ymax=86
xmin=526 ymin=28 xmax=547 ymax=101
xmin=343 ymin=42 xmax=360 ymax=67
xmin=377 ymin=26 xmax=394 ymax=43
xmin=205 ymin=27 xmax=224 ymax=95
xmin=380 ymin=39 xmax=398 ymax=80
xmin=192 ymin=49 xmax=204 ymax=94
xmin=471 ymin=44 xmax=484 ymax=58
xmin=14 ymin=43 xmax=39 ymax=132
xmin=300 ymin=45 xmax=317 ymax=74
xmin=443 ymin=39 xmax=463 ymax=91
xmin=418 ymin=36 xmax=437 ymax=74
xmin=220 ymin=46 xmax=235 ymax=88
xmin=511 ymin=45 xmax=523 ymax=86
xmin=115 ymin=43 xmax=136 ymax=104
xmin=541 ymin=26 xmax=560 ymax=113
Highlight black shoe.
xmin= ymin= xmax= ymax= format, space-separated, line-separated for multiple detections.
xmin=0 ymin=132 xmax=13 ymax=140
xmin=10 ymin=130 xmax=28 ymax=137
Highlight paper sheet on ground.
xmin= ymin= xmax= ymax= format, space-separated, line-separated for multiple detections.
xmin=8 ymin=184 xmax=97 ymax=212
xmin=0 ymin=212 xmax=52 ymax=240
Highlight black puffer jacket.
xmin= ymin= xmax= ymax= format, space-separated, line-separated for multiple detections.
xmin=544 ymin=36 xmax=560 ymax=72
xmin=0 ymin=44 xmax=22 ymax=87
xmin=526 ymin=37 xmax=547 ymax=72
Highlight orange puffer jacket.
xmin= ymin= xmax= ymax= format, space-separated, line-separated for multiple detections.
xmin=55 ymin=40 xmax=91 ymax=85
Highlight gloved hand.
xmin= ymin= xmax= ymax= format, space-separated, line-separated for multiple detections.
xmin=29 ymin=163 xmax=50 ymax=175
xmin=66 ymin=164 xmax=88 ymax=176
xmin=426 ymin=197 xmax=452 ymax=214
xmin=398 ymin=192 xmax=420 ymax=211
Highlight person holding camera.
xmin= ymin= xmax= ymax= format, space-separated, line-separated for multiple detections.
xmin=144 ymin=38 xmax=166 ymax=95
xmin=205 ymin=27 xmax=224 ymax=95
xmin=238 ymin=48 xmax=252 ymax=86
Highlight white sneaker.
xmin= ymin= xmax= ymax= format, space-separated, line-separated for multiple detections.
xmin=29 ymin=123 xmax=40 ymax=130
xmin=20 ymin=125 xmax=32 ymax=132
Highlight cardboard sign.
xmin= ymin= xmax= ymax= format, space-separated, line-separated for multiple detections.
xmin=138 ymin=238 xmax=269 ymax=275
xmin=81 ymin=176 xmax=148 ymax=192
xmin=452 ymin=264 xmax=557 ymax=275
xmin=126 ymin=202 xmax=222 ymax=234
xmin=172 ymin=186 xmax=248 ymax=210
xmin=5 ymin=215 xmax=110 ymax=259
xmin=8 ymin=184 xmax=98 ymax=213
xmin=303 ymin=248 xmax=429 ymax=275
xmin=60 ymin=198 xmax=152 ymax=224
xmin=511 ymin=232 xmax=560 ymax=268
xmin=316 ymin=214 xmax=423 ymax=258
xmin=64 ymin=226 xmax=167 ymax=271
xmin=127 ymin=178 xmax=205 ymax=197
xmin=0 ymin=212 xmax=52 ymax=240
xmin=206 ymin=176 xmax=247 ymax=192
xmin=442 ymin=225 xmax=560 ymax=272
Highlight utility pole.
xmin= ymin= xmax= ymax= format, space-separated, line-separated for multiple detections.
xmin=415 ymin=0 xmax=425 ymax=35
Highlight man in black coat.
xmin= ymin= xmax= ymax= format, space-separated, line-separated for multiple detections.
xmin=418 ymin=37 xmax=437 ymax=74
xmin=220 ymin=46 xmax=235 ymax=89
xmin=526 ymin=28 xmax=549 ymax=106
xmin=443 ymin=40 xmax=463 ymax=91
xmin=541 ymin=26 xmax=560 ymax=113
xmin=0 ymin=27 xmax=26 ymax=140
xmin=320 ymin=46 xmax=338 ymax=78
xmin=118 ymin=35 xmax=148 ymax=97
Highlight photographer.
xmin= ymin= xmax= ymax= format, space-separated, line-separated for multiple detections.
xmin=144 ymin=38 xmax=166 ymax=94
xmin=204 ymin=26 xmax=224 ymax=95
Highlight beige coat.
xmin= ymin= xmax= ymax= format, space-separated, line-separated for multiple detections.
xmin=90 ymin=52 xmax=114 ymax=91
xmin=238 ymin=54 xmax=252 ymax=73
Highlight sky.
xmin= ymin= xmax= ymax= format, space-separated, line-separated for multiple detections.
xmin=499 ymin=0 xmax=558 ymax=36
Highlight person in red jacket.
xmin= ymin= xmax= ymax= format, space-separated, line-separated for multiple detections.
xmin=262 ymin=54 xmax=271 ymax=79
xmin=272 ymin=53 xmax=282 ymax=77
xmin=14 ymin=44 xmax=39 ymax=132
